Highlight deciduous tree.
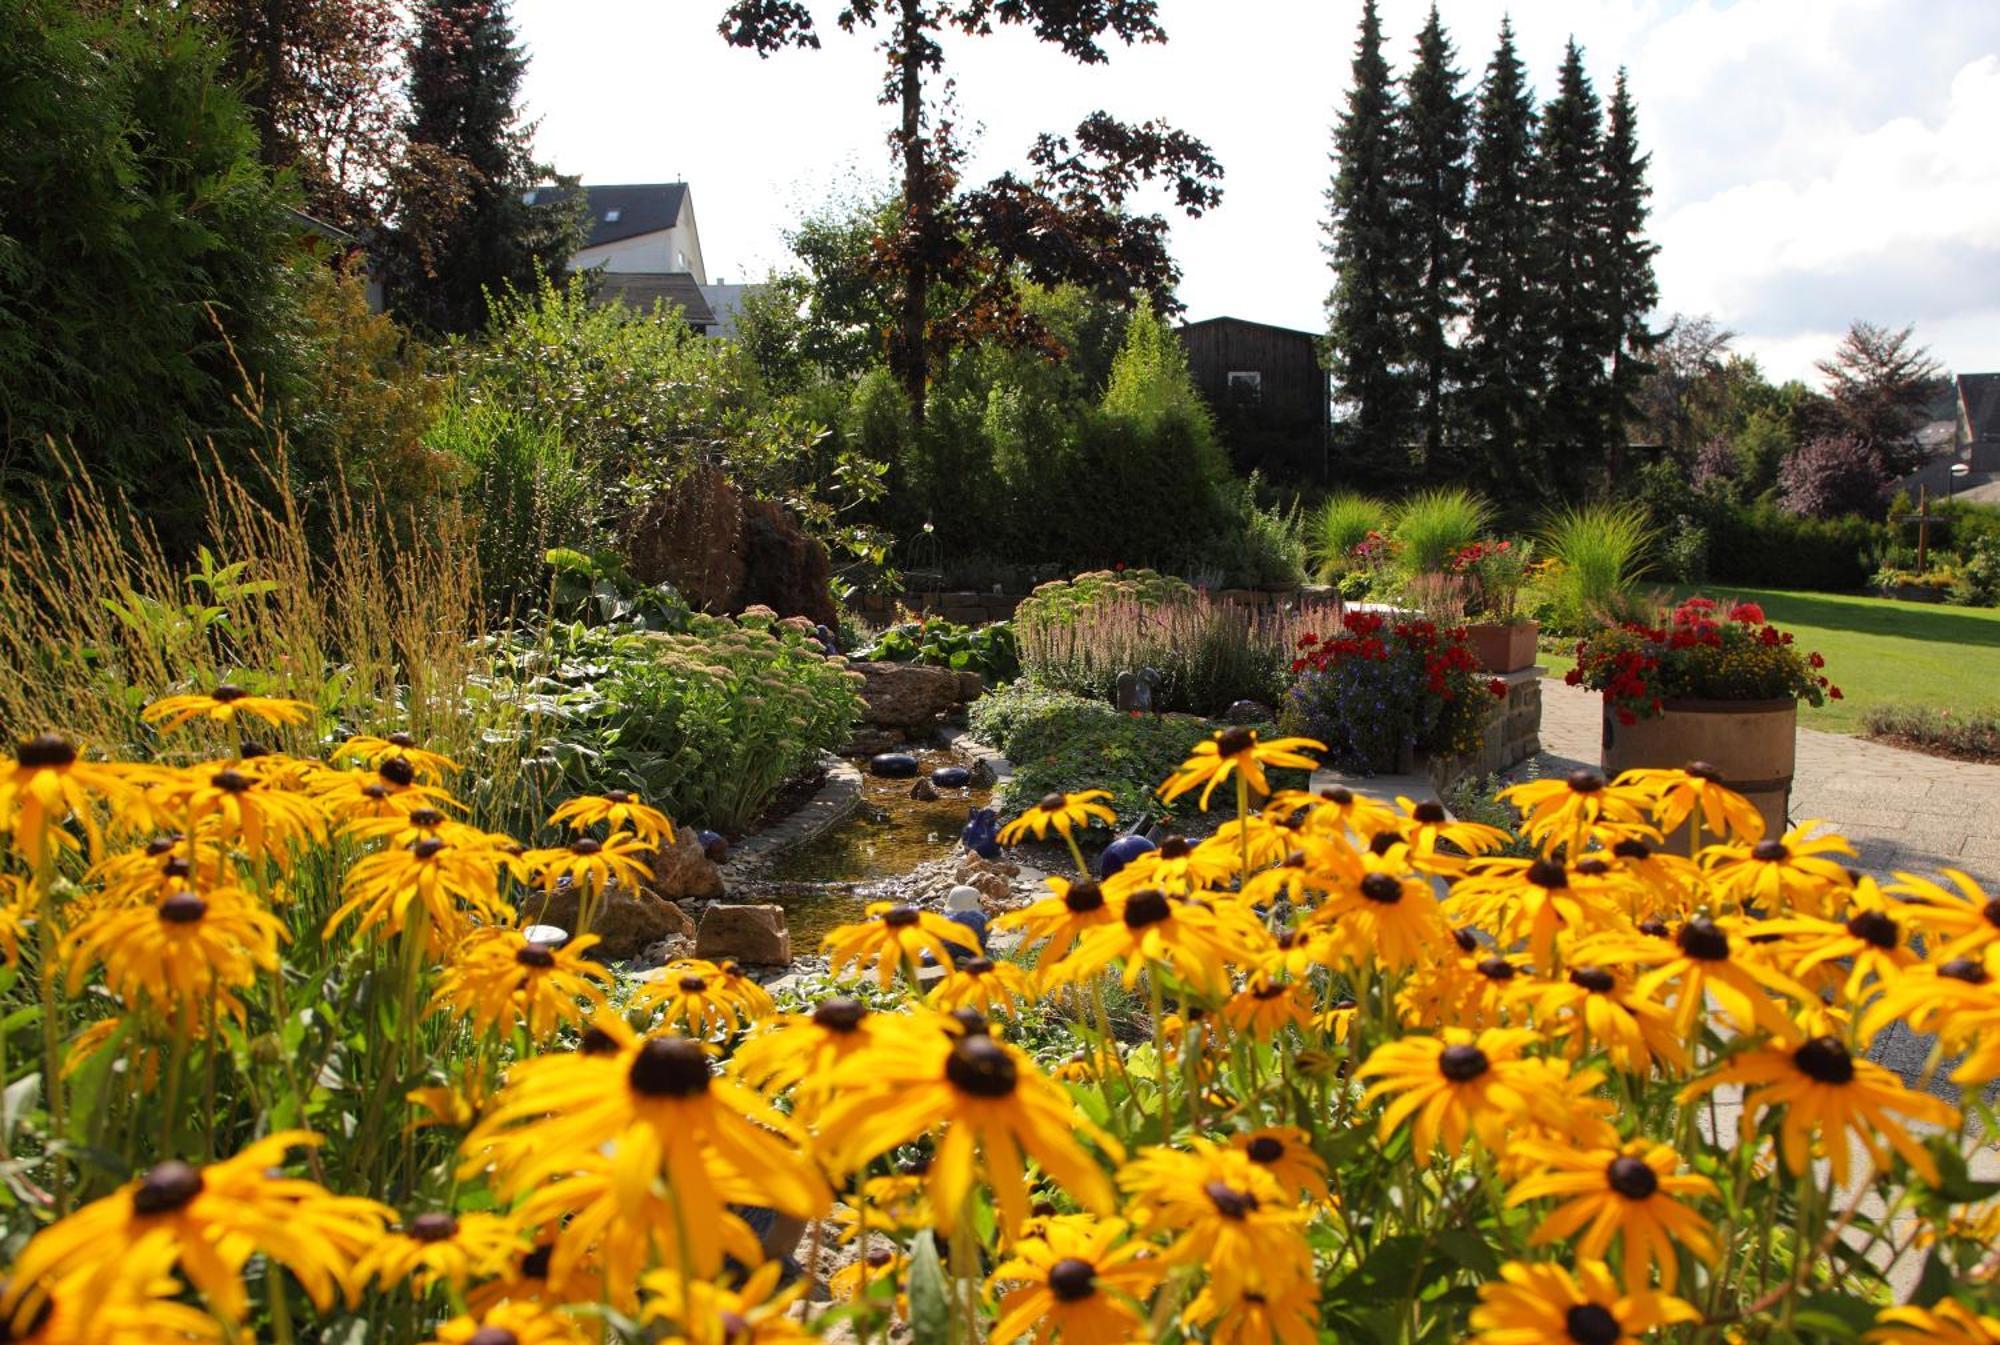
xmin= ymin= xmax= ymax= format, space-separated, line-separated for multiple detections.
xmin=1815 ymin=321 xmax=1945 ymax=476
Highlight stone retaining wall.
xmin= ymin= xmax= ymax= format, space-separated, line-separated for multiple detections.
xmin=853 ymin=585 xmax=1342 ymax=625
xmin=1438 ymin=667 xmax=1543 ymax=789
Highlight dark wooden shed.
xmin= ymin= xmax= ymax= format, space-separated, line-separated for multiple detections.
xmin=1178 ymin=316 xmax=1331 ymax=481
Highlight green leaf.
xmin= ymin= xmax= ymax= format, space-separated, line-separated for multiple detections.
xmin=1913 ymin=1249 xmax=1952 ymax=1307
xmin=906 ymin=1231 xmax=950 ymax=1345
xmin=1436 ymin=1227 xmax=1500 ymax=1279
xmin=1792 ymin=1294 xmax=1877 ymax=1342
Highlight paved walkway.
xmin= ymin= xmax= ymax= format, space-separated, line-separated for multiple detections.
xmin=1519 ymin=679 xmax=2000 ymax=885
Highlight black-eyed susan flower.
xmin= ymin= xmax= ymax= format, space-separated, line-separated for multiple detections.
xmin=312 ymin=759 xmax=458 ymax=821
xmin=146 ymin=765 xmax=328 ymax=865
xmin=2 ymin=1132 xmax=389 ymax=1323
xmin=0 ymin=734 xmax=138 ymax=864
xmin=827 ymin=1244 xmax=908 ymax=1314
xmin=331 ymin=732 xmax=459 ymax=785
xmin=1393 ymin=796 xmax=1512 ymax=875
xmin=1230 ymin=1125 xmax=1331 ymax=1203
xmin=1041 ymin=887 xmax=1247 ymax=999
xmin=928 ymin=955 xmax=1034 ymax=1016
xmin=1504 ymin=1140 xmax=1718 ymax=1292
xmin=519 ymin=830 xmax=653 ymax=899
xmin=1582 ymin=914 xmax=1811 ymax=1043
xmin=1859 ymin=951 xmax=2000 ymax=1043
xmin=323 ymin=835 xmax=512 ymax=949
xmin=1889 ymin=868 xmax=2000 ymax=961
xmin=1450 ymin=856 xmax=1632 ymax=972
xmin=1159 ymin=727 xmax=1324 ymax=812
xmin=998 ymin=790 xmax=1116 ymax=848
xmin=0 ymin=1235 xmax=225 ymax=1345
xmin=1468 ymin=1259 xmax=1697 ymax=1345
xmin=0 ymin=874 xmax=33 ymax=968
xmin=1617 ymin=764 xmax=1767 ymax=845
xmin=640 ymin=1259 xmax=812 ymax=1345
xmin=816 ymin=1019 xmax=1120 ymax=1233
xmin=822 ymin=902 xmax=979 ymax=988
xmin=549 ymin=789 xmax=675 ymax=846
xmin=340 ymin=805 xmax=503 ymax=852
xmin=707 ymin=958 xmax=776 ymax=1021
xmin=1220 ymin=975 xmax=1315 ymax=1039
xmin=986 ymin=1213 xmax=1164 ymax=1345
xmin=1499 ymin=770 xmax=1655 ymax=859
xmin=1507 ymin=965 xmax=1689 ymax=1076
xmin=357 ymin=1210 xmax=522 ymax=1293
xmin=994 ymin=877 xmax=1117 ymax=963
xmin=1866 ymin=1299 xmax=2000 ymax=1345
xmin=1355 ymin=1027 xmax=1567 ymax=1165
xmin=429 ymin=927 xmax=610 ymax=1042
xmin=142 ymin=685 xmax=313 ymax=736
xmin=1685 ymin=1032 xmax=1960 ymax=1188
xmin=1194 ymin=814 xmax=1296 ymax=877
xmin=1112 ymin=833 xmax=1235 ymax=895
xmin=1311 ymin=852 xmax=1450 ymax=971
xmin=634 ymin=958 xmax=765 ymax=1036
xmin=1116 ymin=1140 xmax=1312 ymax=1307
xmin=1183 ymin=1276 xmax=1321 ymax=1345
xmin=84 ymin=834 xmax=230 ymax=909
xmin=61 ymin=885 xmax=284 ymax=1024
xmin=1700 ymin=824 xmax=1855 ymax=916
xmin=1267 ymin=784 xmax=1400 ymax=842
xmin=731 ymin=996 xmax=887 ymax=1114
xmin=425 ymin=1300 xmax=591 ymax=1345
xmin=1759 ymin=876 xmax=1918 ymax=1001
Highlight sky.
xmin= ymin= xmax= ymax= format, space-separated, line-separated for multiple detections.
xmin=511 ymin=0 xmax=2000 ymax=385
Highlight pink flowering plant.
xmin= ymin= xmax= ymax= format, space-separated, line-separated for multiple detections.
xmin=1567 ymin=596 xmax=1841 ymax=725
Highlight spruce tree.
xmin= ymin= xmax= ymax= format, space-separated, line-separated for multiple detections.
xmin=382 ymin=0 xmax=584 ymax=335
xmin=1460 ymin=18 xmax=1541 ymax=496
xmin=1531 ymin=39 xmax=1612 ymax=494
xmin=1324 ymin=0 xmax=1413 ymax=475
xmin=1600 ymin=70 xmax=1661 ymax=472
xmin=1395 ymin=5 xmax=1471 ymax=471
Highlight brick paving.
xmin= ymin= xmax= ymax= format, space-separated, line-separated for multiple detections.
xmin=1519 ymin=679 xmax=2000 ymax=885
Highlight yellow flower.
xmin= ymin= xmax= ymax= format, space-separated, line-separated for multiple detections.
xmin=1449 ymin=856 xmax=1634 ymax=971
xmin=1469 ymin=1259 xmax=1698 ymax=1345
xmin=1617 ymin=765 xmax=1766 ymax=844
xmin=816 ymin=1018 xmax=1120 ymax=1233
xmin=0 ymin=734 xmax=138 ymax=865
xmin=998 ymin=790 xmax=1116 ymax=845
xmin=1159 ymin=727 xmax=1324 ymax=811
xmin=61 ymin=885 xmax=284 ymax=1024
xmin=429 ymin=927 xmax=610 ymax=1042
xmin=1498 ymin=769 xmax=1655 ymax=858
xmin=994 ymin=876 xmax=1117 ymax=963
xmin=1041 ymin=887 xmax=1248 ymax=999
xmin=324 ymin=835 xmax=512 ymax=949
xmin=1266 ymin=784 xmax=1399 ymax=843
xmin=1758 ymin=875 xmax=1918 ymax=1002
xmin=518 ymin=830 xmax=653 ymax=897
xmin=330 ymin=732 xmax=459 ymax=784
xmin=1113 ymin=832 xmax=1237 ymax=894
xmin=1355 ymin=1027 xmax=1569 ymax=1166
xmin=1699 ymin=823 xmax=1856 ymax=916
xmin=634 ymin=958 xmax=768 ymax=1036
xmin=357 ymin=1210 xmax=522 ymax=1292
xmin=1230 ymin=1125 xmax=1331 ymax=1204
xmin=141 ymin=685 xmax=313 ymax=735
xmin=425 ymin=1301 xmax=592 ymax=1345
xmin=1310 ymin=848 xmax=1450 ymax=970
xmin=311 ymin=759 xmax=459 ymax=821
xmin=731 ymin=996 xmax=889 ymax=1114
xmin=1889 ymin=867 xmax=2000 ymax=961
xmin=0 ymin=1235 xmax=224 ymax=1344
xmin=1683 ymin=1032 xmax=1960 ymax=1187
xmin=1505 ymin=1140 xmax=1718 ymax=1292
xmin=1116 ymin=1140 xmax=1312 ymax=1307
xmin=1220 ymin=975 xmax=1315 ymax=1039
xmin=822 ymin=901 xmax=980 ymax=988
xmin=84 ymin=834 xmax=230 ymax=909
xmin=1507 ymin=965 xmax=1689 ymax=1076
xmin=2 ymin=1132 xmax=389 ymax=1323
xmin=1580 ymin=915 xmax=1811 ymax=1044
xmin=929 ymin=955 xmax=1034 ymax=1016
xmin=987 ymin=1214 xmax=1164 ymax=1345
xmin=640 ymin=1260 xmax=812 ymax=1345
xmin=1391 ymin=796 xmax=1512 ymax=875
xmin=1867 ymin=1299 xmax=2000 ymax=1345
xmin=550 ymin=789 xmax=675 ymax=846
xmin=144 ymin=764 xmax=328 ymax=866
xmin=1182 ymin=1274 xmax=1321 ymax=1345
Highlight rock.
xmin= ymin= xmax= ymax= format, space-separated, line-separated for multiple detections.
xmin=869 ymin=752 xmax=920 ymax=779
xmin=1224 ymin=699 xmax=1274 ymax=725
xmin=910 ymin=778 xmax=941 ymax=802
xmin=618 ymin=463 xmax=837 ymax=627
xmin=696 ymin=904 xmax=793 ymax=965
xmin=966 ymin=871 xmax=1010 ymax=904
xmin=522 ymin=923 xmax=569 ymax=947
xmin=967 ymin=757 xmax=999 ymax=789
xmin=1098 ymin=833 xmax=1158 ymax=881
xmin=842 ymin=727 xmax=907 ymax=757
xmin=697 ymin=829 xmax=730 ymax=864
xmin=525 ymin=885 xmax=696 ymax=960
xmin=953 ymin=670 xmax=984 ymax=702
xmin=930 ymin=765 xmax=971 ymax=789
xmin=851 ymin=662 xmax=967 ymax=729
xmin=646 ymin=830 xmax=725 ymax=902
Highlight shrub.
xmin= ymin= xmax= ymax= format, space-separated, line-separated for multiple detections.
xmin=1777 ymin=433 xmax=1890 ymax=519
xmin=858 ymin=618 xmax=1019 ymax=684
xmin=1193 ymin=475 xmax=1307 ymax=589
xmin=1534 ymin=501 xmax=1656 ymax=636
xmin=1705 ymin=500 xmax=1885 ymax=591
xmin=1390 ymin=487 xmax=1495 ymax=575
xmin=1308 ymin=492 xmax=1391 ymax=582
xmin=427 ymin=396 xmax=600 ymax=607
xmin=1950 ymin=537 xmax=2000 ymax=607
xmin=1567 ymin=595 xmax=1839 ymax=724
xmin=1862 ymin=703 xmax=2000 ymax=763
xmin=1281 ymin=611 xmax=1502 ymax=773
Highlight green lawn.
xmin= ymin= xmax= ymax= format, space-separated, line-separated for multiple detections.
xmin=1537 ymin=586 xmax=2000 ymax=734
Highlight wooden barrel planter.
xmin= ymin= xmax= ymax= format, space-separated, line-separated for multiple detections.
xmin=1601 ymin=696 xmax=1797 ymax=842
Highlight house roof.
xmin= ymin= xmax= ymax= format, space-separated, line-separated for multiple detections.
xmin=523 ymin=182 xmax=689 ymax=249
xmin=1961 ymin=373 xmax=2000 ymax=443
xmin=590 ymin=272 xmax=715 ymax=326
xmin=1179 ymin=315 xmax=1323 ymax=343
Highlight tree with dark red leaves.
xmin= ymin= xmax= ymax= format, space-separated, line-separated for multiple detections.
xmin=720 ymin=0 xmax=1221 ymax=424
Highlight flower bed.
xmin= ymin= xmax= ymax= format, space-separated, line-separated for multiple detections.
xmin=1281 ymin=610 xmax=1504 ymax=773
xmin=1567 ymin=596 xmax=1840 ymax=725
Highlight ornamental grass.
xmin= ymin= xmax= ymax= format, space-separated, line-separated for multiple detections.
xmin=1 ymin=710 xmax=1999 ymax=1345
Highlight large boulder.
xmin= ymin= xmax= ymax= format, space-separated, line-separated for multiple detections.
xmin=620 ymin=464 xmax=837 ymax=627
xmin=851 ymin=661 xmax=978 ymax=729
xmin=646 ymin=829 xmax=725 ymax=902
xmin=526 ymin=885 xmax=697 ymax=960
xmin=696 ymin=903 xmax=793 ymax=965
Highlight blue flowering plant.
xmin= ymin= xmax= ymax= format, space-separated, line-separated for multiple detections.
xmin=1280 ymin=611 xmax=1503 ymax=774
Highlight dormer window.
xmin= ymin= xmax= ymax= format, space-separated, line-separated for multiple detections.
xmin=603 ymin=209 xmax=621 ymax=223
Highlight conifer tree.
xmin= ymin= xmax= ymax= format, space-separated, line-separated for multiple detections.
xmin=1395 ymin=5 xmax=1471 ymax=471
xmin=1531 ymin=39 xmax=1612 ymax=493
xmin=1324 ymin=0 xmax=1413 ymax=474
xmin=1600 ymin=69 xmax=1662 ymax=472
xmin=381 ymin=0 xmax=585 ymax=335
xmin=1460 ymin=18 xmax=1541 ymax=495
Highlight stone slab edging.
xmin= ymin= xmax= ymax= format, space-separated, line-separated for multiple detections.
xmin=726 ymin=755 xmax=864 ymax=873
xmin=940 ymin=728 xmax=1014 ymax=786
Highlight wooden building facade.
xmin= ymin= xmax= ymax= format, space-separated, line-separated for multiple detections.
xmin=1178 ymin=316 xmax=1331 ymax=482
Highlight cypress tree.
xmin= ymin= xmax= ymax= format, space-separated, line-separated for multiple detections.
xmin=382 ymin=0 xmax=585 ymax=334
xmin=1531 ymin=39 xmax=1612 ymax=494
xmin=1394 ymin=5 xmax=1471 ymax=472
xmin=1324 ymin=0 xmax=1413 ymax=477
xmin=1600 ymin=69 xmax=1661 ymax=473
xmin=1460 ymin=18 xmax=1541 ymax=497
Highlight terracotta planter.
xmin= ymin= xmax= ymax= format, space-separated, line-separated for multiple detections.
xmin=1465 ymin=619 xmax=1540 ymax=674
xmin=1601 ymin=696 xmax=1796 ymax=842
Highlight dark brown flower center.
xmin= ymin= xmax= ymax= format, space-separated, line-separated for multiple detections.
xmin=1793 ymin=1035 xmax=1855 ymax=1085
xmin=1575 ymin=858 xmax=1611 ymax=876
xmin=1476 ymin=956 xmax=1517 ymax=981
xmin=0 ymin=1278 xmax=53 ymax=1340
xmin=1526 ymin=860 xmax=1568 ymax=890
xmin=211 ymin=684 xmax=249 ymax=703
xmin=242 ymin=738 xmax=273 ymax=755
xmin=387 ymin=732 xmax=416 ymax=748
xmin=1569 ymin=966 xmax=1616 ymax=993
xmin=949 ymin=1007 xmax=990 ymax=1036
xmin=813 ymin=997 xmax=867 ymax=1032
xmin=1566 ymin=770 xmax=1605 ymax=794
xmin=1412 ymin=801 xmax=1448 ymax=824
xmin=605 ymin=789 xmax=633 ymax=804
xmin=1565 ymin=1303 xmax=1620 ymax=1345
xmin=413 ymin=837 xmax=446 ymax=860
xmin=1216 ymin=727 xmax=1256 ymax=757
xmin=1359 ymin=872 xmax=1404 ymax=905
xmin=1246 ymin=1136 xmax=1285 ymax=1164
xmin=1063 ymin=881 xmax=1105 ymax=914
xmin=1607 ymin=1156 xmax=1659 ymax=1200
xmin=1752 ymin=839 xmax=1789 ymax=862
xmin=1039 ymin=792 xmax=1068 ymax=813
xmin=209 ymin=768 xmax=251 ymax=794
xmin=1686 ymin=761 xmax=1722 ymax=782
xmin=866 ymin=1247 xmax=895 ymax=1268
xmin=944 ymin=1035 xmax=1017 ymax=1098
xmin=1369 ymin=831 xmax=1401 ymax=856
xmin=515 ymin=945 xmax=556 ymax=969
xmin=1677 ymin=918 xmax=1731 ymax=961
xmin=378 ymin=756 xmax=416 ymax=787
xmin=570 ymin=837 xmax=602 ymax=856
xmin=1321 ymin=787 xmax=1354 ymax=805
xmin=1438 ymin=1044 xmax=1490 ymax=1082
xmin=132 ymin=1160 xmax=204 ymax=1215
xmin=1612 ymin=838 xmax=1651 ymax=860
xmin=158 ymin=892 xmax=207 ymax=924
xmin=577 ymin=1026 xmax=620 ymax=1055
xmin=719 ymin=1312 xmax=750 ymax=1340
xmin=163 ymin=855 xmax=192 ymax=879
xmin=519 ymin=1245 xmax=552 ymax=1278
xmin=1984 ymin=898 xmax=2000 ymax=931
xmin=409 ymin=808 xmax=445 ymax=828
xmin=16 ymin=733 xmax=76 ymax=769
xmin=409 ymin=1211 xmax=458 ymax=1242
xmin=1846 ymin=910 xmax=1899 ymax=949
xmin=1048 ymin=1256 xmax=1097 ymax=1301
xmin=1638 ymin=918 xmax=1669 ymax=938
xmin=679 ymin=976 xmax=709 ymax=994
xmin=628 ymin=1038 xmax=711 ymax=1097
xmin=963 ymin=957 xmax=996 ymax=975
xmin=1158 ymin=834 xmax=1192 ymax=859
xmin=145 ymin=834 xmax=183 ymax=856
xmin=1123 ymin=888 xmax=1171 ymax=928
xmin=881 ymin=905 xmax=920 ymax=928
xmin=1452 ymin=927 xmax=1479 ymax=953
xmin=468 ymin=1329 xmax=519 ymax=1345
xmin=1203 ymin=1179 xmax=1258 ymax=1218
xmin=1940 ymin=958 xmax=1989 ymax=985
